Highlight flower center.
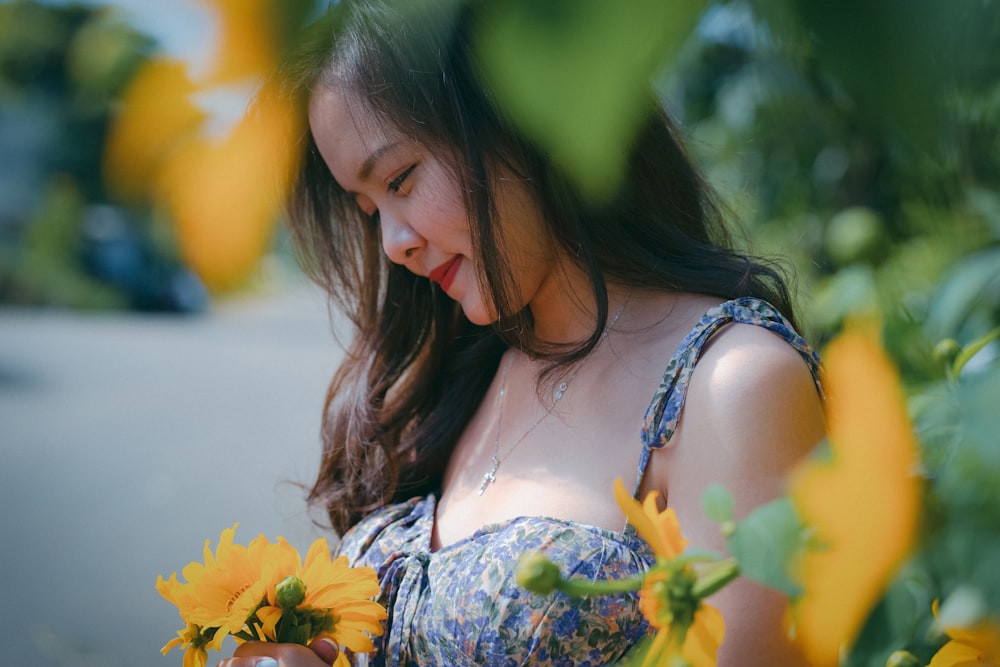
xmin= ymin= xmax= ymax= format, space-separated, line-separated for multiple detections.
xmin=226 ymin=582 xmax=254 ymax=613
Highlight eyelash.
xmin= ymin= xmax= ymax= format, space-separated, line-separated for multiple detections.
xmin=387 ymin=165 xmax=416 ymax=194
xmin=363 ymin=164 xmax=416 ymax=223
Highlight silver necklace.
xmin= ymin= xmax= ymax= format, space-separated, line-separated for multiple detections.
xmin=477 ymin=302 xmax=626 ymax=495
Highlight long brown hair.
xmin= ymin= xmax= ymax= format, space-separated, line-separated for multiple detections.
xmin=280 ymin=0 xmax=796 ymax=535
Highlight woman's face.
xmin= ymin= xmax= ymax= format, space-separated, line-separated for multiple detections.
xmin=308 ymin=85 xmax=556 ymax=326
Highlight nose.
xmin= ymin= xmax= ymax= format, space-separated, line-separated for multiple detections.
xmin=378 ymin=210 xmax=424 ymax=265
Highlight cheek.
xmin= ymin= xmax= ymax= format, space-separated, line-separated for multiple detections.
xmin=410 ymin=195 xmax=471 ymax=250
xmin=495 ymin=179 xmax=548 ymax=251
xmin=420 ymin=169 xmax=468 ymax=230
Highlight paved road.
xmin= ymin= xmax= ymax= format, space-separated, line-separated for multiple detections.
xmin=0 ymin=282 xmax=345 ymax=666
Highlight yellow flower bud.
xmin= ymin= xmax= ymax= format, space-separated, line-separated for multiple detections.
xmin=275 ymin=575 xmax=307 ymax=609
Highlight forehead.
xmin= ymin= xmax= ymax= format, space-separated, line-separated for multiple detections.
xmin=308 ymin=85 xmax=399 ymax=187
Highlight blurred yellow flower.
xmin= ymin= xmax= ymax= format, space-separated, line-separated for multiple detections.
xmin=200 ymin=0 xmax=277 ymax=84
xmin=104 ymin=1 xmax=302 ymax=291
xmin=788 ymin=322 xmax=922 ymax=666
xmin=638 ymin=572 xmax=725 ymax=667
xmin=103 ymin=59 xmax=205 ymax=200
xmin=156 ymin=83 xmax=299 ymax=291
xmin=929 ymin=600 xmax=1000 ymax=666
xmin=614 ymin=479 xmax=725 ymax=667
xmin=614 ymin=478 xmax=687 ymax=560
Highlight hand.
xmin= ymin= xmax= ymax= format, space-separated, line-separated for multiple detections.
xmin=216 ymin=639 xmax=341 ymax=667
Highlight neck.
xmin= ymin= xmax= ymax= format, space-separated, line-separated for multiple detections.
xmin=527 ymin=262 xmax=632 ymax=345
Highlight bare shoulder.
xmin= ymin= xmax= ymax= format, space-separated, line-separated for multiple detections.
xmin=688 ymin=321 xmax=824 ymax=464
xmin=694 ymin=322 xmax=820 ymax=408
xmin=646 ymin=321 xmax=825 ymax=520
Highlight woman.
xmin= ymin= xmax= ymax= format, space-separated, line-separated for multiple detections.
xmin=222 ymin=1 xmax=825 ymax=665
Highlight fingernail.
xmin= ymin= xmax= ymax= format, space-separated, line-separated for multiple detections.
xmin=256 ymin=659 xmax=278 ymax=667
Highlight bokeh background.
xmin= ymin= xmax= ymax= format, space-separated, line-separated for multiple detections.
xmin=0 ymin=0 xmax=997 ymax=665
xmin=1 ymin=1 xmax=339 ymax=665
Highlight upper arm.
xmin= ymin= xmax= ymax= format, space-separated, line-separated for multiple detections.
xmin=646 ymin=323 xmax=825 ymax=665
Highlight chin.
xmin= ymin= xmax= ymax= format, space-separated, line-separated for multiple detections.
xmin=459 ymin=299 xmax=498 ymax=327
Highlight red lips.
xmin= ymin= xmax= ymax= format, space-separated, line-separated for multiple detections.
xmin=428 ymin=256 xmax=462 ymax=292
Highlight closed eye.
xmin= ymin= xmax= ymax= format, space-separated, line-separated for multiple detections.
xmin=388 ymin=165 xmax=416 ymax=194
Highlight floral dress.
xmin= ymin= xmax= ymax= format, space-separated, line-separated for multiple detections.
xmin=336 ymin=297 xmax=822 ymax=666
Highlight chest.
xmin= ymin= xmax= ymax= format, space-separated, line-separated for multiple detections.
xmin=433 ymin=349 xmax=668 ymax=550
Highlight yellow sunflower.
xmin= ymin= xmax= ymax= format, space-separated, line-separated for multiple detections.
xmin=249 ymin=536 xmax=386 ymax=652
xmin=929 ymin=600 xmax=1000 ymax=667
xmin=159 ymin=622 xmax=210 ymax=667
xmin=615 ymin=479 xmax=726 ymax=667
xmin=157 ymin=524 xmax=271 ymax=651
xmin=614 ymin=479 xmax=687 ymax=561
xmin=637 ymin=572 xmax=726 ymax=667
xmin=788 ymin=322 xmax=922 ymax=665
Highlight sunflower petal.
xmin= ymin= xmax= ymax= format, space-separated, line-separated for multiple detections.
xmin=614 ymin=478 xmax=687 ymax=559
xmin=681 ymin=603 xmax=725 ymax=667
xmin=788 ymin=323 xmax=921 ymax=665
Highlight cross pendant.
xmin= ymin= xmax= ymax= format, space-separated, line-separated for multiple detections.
xmin=478 ymin=456 xmax=500 ymax=495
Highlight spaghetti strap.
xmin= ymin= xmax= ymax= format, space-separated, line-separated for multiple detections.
xmin=631 ymin=297 xmax=823 ymax=497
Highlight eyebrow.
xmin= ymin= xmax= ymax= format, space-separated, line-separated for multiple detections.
xmin=358 ymin=141 xmax=404 ymax=182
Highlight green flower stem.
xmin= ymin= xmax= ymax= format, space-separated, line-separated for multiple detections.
xmin=692 ymin=558 xmax=740 ymax=599
xmin=519 ymin=551 xmax=737 ymax=600
xmin=556 ymin=573 xmax=646 ymax=597
xmin=673 ymin=549 xmax=725 ymax=567
xmin=233 ymin=629 xmax=257 ymax=642
xmin=952 ymin=325 xmax=1000 ymax=379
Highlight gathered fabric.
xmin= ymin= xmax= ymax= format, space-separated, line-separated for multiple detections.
xmin=336 ymin=297 xmax=822 ymax=666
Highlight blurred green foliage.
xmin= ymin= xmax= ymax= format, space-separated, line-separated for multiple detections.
xmin=1 ymin=0 xmax=998 ymax=658
xmin=0 ymin=1 xmax=151 ymax=208
xmin=0 ymin=0 xmax=206 ymax=311
xmin=665 ymin=0 xmax=1000 ymax=386
xmin=474 ymin=0 xmax=709 ymax=199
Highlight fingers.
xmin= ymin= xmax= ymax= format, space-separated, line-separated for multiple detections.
xmin=308 ymin=638 xmax=341 ymax=665
xmin=217 ymin=640 xmax=340 ymax=667
xmin=217 ymin=656 xmax=277 ymax=667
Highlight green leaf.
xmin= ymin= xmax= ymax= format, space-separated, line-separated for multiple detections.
xmin=932 ymin=365 xmax=1000 ymax=517
xmin=701 ymin=483 xmax=734 ymax=525
xmin=924 ymin=246 xmax=1000 ymax=342
xmin=726 ymin=497 xmax=803 ymax=597
xmin=808 ymin=264 xmax=880 ymax=331
xmin=472 ymin=0 xmax=708 ymax=200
